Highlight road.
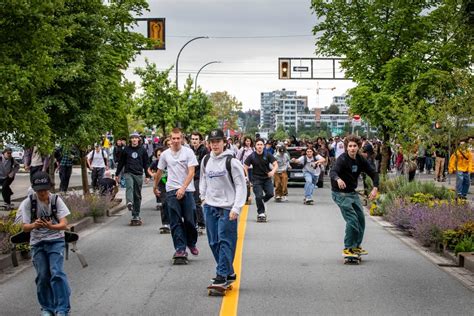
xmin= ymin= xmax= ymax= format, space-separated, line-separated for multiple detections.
xmin=1 ymin=184 xmax=473 ymax=315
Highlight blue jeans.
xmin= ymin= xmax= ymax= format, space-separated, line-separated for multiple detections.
xmin=252 ymin=177 xmax=274 ymax=214
xmin=166 ymin=190 xmax=197 ymax=252
xmin=204 ymin=205 xmax=238 ymax=277
xmin=456 ymin=171 xmax=470 ymax=197
xmin=31 ymin=239 xmax=71 ymax=314
xmin=332 ymin=191 xmax=365 ymax=249
xmin=304 ymin=172 xmax=319 ymax=199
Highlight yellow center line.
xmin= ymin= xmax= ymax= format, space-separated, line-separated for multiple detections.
xmin=219 ymin=204 xmax=249 ymax=316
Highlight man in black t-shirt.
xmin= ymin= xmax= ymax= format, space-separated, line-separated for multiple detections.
xmin=244 ymin=138 xmax=278 ymax=221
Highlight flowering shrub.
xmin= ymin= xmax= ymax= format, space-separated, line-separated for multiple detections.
xmin=62 ymin=191 xmax=91 ymax=221
xmin=0 ymin=211 xmax=24 ymax=254
xmin=385 ymin=198 xmax=474 ymax=247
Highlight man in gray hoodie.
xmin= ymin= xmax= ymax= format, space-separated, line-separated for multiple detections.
xmin=0 ymin=147 xmax=20 ymax=208
xmin=200 ymin=129 xmax=247 ymax=289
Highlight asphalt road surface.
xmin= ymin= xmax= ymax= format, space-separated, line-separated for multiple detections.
xmin=1 ymin=184 xmax=473 ymax=315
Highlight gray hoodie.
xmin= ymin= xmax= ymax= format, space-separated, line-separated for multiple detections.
xmin=199 ymin=149 xmax=247 ymax=214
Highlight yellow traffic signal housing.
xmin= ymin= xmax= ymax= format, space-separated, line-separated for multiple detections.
xmin=148 ymin=19 xmax=165 ymax=50
xmin=279 ymin=59 xmax=290 ymax=79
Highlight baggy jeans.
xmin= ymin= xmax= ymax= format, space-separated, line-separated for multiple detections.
xmin=456 ymin=171 xmax=470 ymax=197
xmin=252 ymin=177 xmax=274 ymax=214
xmin=125 ymin=173 xmax=143 ymax=217
xmin=31 ymin=239 xmax=71 ymax=315
xmin=204 ymin=205 xmax=238 ymax=277
xmin=332 ymin=191 xmax=365 ymax=249
xmin=274 ymin=171 xmax=288 ymax=197
xmin=304 ymin=172 xmax=319 ymax=199
xmin=166 ymin=190 xmax=198 ymax=252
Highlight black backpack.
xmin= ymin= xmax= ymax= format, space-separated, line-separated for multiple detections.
xmin=203 ymin=154 xmax=236 ymax=184
xmin=90 ymin=149 xmax=107 ymax=166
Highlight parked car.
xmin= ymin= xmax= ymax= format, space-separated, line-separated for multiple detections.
xmin=7 ymin=145 xmax=24 ymax=164
xmin=286 ymin=146 xmax=307 ymax=183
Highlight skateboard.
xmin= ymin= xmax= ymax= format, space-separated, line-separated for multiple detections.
xmin=257 ymin=215 xmax=267 ymax=223
xmin=207 ymin=281 xmax=234 ymax=296
xmin=172 ymin=254 xmax=189 ymax=265
xmin=159 ymin=226 xmax=170 ymax=234
xmin=343 ymin=254 xmax=361 ymax=265
xmin=130 ymin=219 xmax=143 ymax=226
xmin=304 ymin=199 xmax=314 ymax=205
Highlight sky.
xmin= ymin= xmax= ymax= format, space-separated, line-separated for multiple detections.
xmin=125 ymin=0 xmax=356 ymax=111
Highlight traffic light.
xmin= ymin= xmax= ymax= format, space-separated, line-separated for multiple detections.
xmin=279 ymin=59 xmax=290 ymax=79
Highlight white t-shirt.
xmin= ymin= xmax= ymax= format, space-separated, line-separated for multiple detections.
xmin=18 ymin=193 xmax=70 ymax=245
xmin=334 ymin=141 xmax=345 ymax=159
xmin=297 ymin=155 xmax=324 ymax=176
xmin=87 ymin=149 xmax=108 ymax=168
xmin=158 ymin=146 xmax=199 ymax=192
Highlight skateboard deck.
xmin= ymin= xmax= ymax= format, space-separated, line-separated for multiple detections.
xmin=130 ymin=219 xmax=143 ymax=226
xmin=207 ymin=281 xmax=234 ymax=296
xmin=343 ymin=255 xmax=361 ymax=265
xmin=172 ymin=255 xmax=188 ymax=265
xmin=159 ymin=226 xmax=170 ymax=234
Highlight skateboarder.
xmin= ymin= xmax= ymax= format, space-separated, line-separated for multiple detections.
xmin=115 ymin=132 xmax=149 ymax=225
xmin=191 ymin=132 xmax=209 ymax=233
xmin=273 ymin=143 xmax=291 ymax=201
xmin=18 ymin=171 xmax=71 ymax=316
xmin=291 ymin=147 xmax=325 ymax=204
xmin=154 ymin=128 xmax=199 ymax=260
xmin=244 ymin=138 xmax=278 ymax=222
xmin=148 ymin=147 xmax=170 ymax=233
xmin=200 ymin=129 xmax=246 ymax=289
xmin=330 ymin=135 xmax=379 ymax=258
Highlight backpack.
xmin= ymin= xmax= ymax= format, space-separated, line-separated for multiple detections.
xmin=203 ymin=154 xmax=235 ymax=184
xmin=89 ymin=149 xmax=107 ymax=166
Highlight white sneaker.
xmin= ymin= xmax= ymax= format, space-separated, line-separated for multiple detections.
xmin=281 ymin=196 xmax=287 ymax=201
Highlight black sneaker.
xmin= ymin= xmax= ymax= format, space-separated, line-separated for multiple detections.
xmin=227 ymin=273 xmax=237 ymax=282
xmin=211 ymin=275 xmax=227 ymax=286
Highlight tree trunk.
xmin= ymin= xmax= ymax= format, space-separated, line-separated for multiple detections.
xmin=80 ymin=149 xmax=90 ymax=196
xmin=380 ymin=130 xmax=390 ymax=175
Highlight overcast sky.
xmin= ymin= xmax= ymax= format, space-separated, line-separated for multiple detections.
xmin=125 ymin=0 xmax=356 ymax=111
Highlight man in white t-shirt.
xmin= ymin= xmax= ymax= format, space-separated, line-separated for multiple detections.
xmin=154 ymin=128 xmax=199 ymax=260
xmin=87 ymin=144 xmax=109 ymax=192
xmin=333 ymin=136 xmax=345 ymax=159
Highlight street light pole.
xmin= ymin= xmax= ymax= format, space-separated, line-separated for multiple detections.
xmin=195 ymin=61 xmax=221 ymax=90
xmin=175 ymin=36 xmax=209 ymax=89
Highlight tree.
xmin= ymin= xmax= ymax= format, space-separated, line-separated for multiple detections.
xmin=0 ymin=1 xmax=67 ymax=151
xmin=273 ymin=125 xmax=289 ymax=141
xmin=323 ymin=104 xmax=339 ymax=114
xmin=311 ymin=0 xmax=472 ymax=173
xmin=209 ymin=91 xmax=243 ymax=130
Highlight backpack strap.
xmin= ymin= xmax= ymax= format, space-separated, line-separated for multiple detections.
xmin=203 ymin=153 xmax=211 ymax=170
xmin=30 ymin=194 xmax=37 ymax=223
xmin=304 ymin=155 xmax=307 ymax=166
xmin=51 ymin=194 xmax=59 ymax=223
xmin=203 ymin=153 xmax=235 ymax=184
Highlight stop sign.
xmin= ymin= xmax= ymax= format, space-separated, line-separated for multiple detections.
xmin=353 ymin=114 xmax=361 ymax=121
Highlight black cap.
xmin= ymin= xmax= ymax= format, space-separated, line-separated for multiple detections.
xmin=362 ymin=143 xmax=374 ymax=155
xmin=208 ymin=129 xmax=225 ymax=141
xmin=31 ymin=171 xmax=52 ymax=191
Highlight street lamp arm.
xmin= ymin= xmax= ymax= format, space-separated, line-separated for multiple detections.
xmin=195 ymin=61 xmax=221 ymax=90
xmin=175 ymin=36 xmax=209 ymax=88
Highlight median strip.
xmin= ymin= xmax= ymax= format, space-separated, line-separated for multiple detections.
xmin=219 ymin=204 xmax=249 ymax=316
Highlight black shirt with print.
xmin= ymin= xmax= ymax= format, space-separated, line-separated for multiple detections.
xmin=330 ymin=152 xmax=379 ymax=193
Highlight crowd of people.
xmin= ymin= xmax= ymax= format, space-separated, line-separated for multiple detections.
xmin=4 ymin=130 xmax=473 ymax=315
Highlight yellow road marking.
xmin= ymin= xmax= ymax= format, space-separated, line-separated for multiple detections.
xmin=219 ymin=205 xmax=249 ymax=316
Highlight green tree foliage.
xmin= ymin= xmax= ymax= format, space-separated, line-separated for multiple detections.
xmin=209 ymin=91 xmax=243 ymax=130
xmin=134 ymin=62 xmax=217 ymax=136
xmin=323 ymin=104 xmax=339 ymax=114
xmin=311 ymin=0 xmax=472 ymax=172
xmin=0 ymin=1 xmax=66 ymax=150
xmin=273 ymin=125 xmax=289 ymax=141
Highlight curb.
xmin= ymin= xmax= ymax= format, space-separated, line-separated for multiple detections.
xmin=365 ymin=207 xmax=474 ymax=291
xmin=0 ymin=201 xmax=125 ymax=277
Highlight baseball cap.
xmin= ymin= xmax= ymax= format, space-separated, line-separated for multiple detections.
xmin=130 ymin=132 xmax=140 ymax=138
xmin=208 ymin=129 xmax=225 ymax=141
xmin=362 ymin=143 xmax=374 ymax=155
xmin=31 ymin=171 xmax=52 ymax=191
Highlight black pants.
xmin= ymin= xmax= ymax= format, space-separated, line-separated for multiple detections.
xmin=0 ymin=177 xmax=14 ymax=204
xmin=59 ymin=165 xmax=73 ymax=192
xmin=91 ymin=167 xmax=105 ymax=191
xmin=157 ymin=181 xmax=170 ymax=225
xmin=193 ymin=179 xmax=205 ymax=227
xmin=417 ymin=157 xmax=425 ymax=172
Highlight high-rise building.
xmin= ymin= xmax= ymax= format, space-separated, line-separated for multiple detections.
xmin=260 ymin=89 xmax=309 ymax=132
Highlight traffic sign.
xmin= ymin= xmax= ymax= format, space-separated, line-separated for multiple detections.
xmin=293 ymin=66 xmax=309 ymax=72
xmin=353 ymin=114 xmax=361 ymax=121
